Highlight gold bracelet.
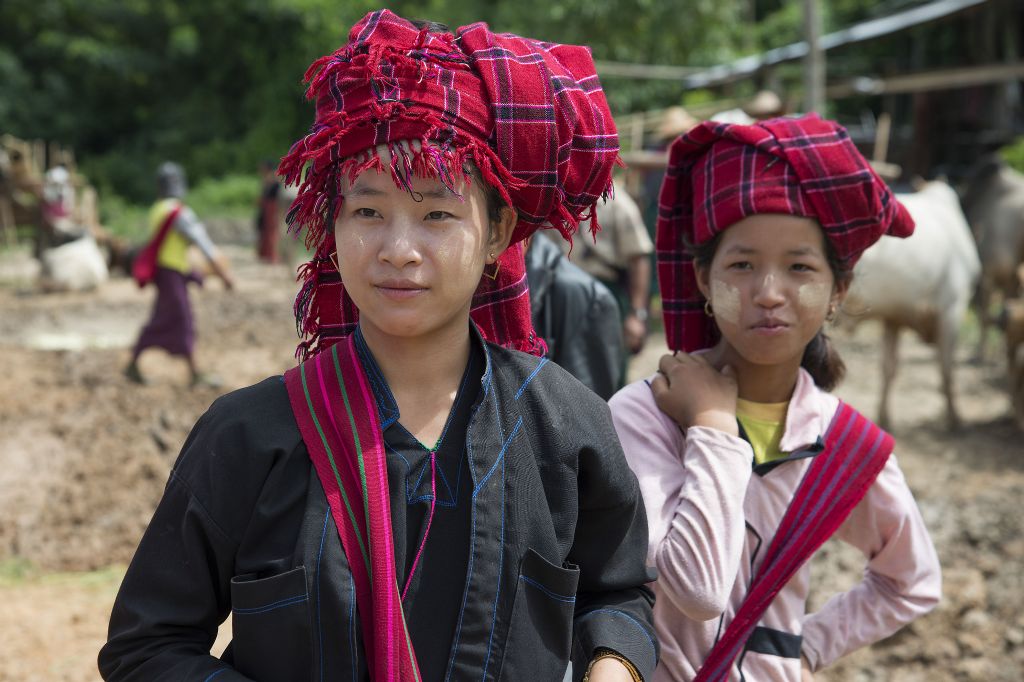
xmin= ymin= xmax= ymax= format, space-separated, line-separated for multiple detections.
xmin=582 ymin=647 xmax=643 ymax=682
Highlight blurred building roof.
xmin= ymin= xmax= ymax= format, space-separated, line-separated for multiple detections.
xmin=682 ymin=0 xmax=989 ymax=89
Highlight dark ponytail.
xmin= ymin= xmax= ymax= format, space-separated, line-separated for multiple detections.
xmin=801 ymin=330 xmax=845 ymax=390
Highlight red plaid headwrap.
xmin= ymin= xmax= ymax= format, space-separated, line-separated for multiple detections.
xmin=656 ymin=113 xmax=915 ymax=352
xmin=279 ymin=9 xmax=619 ymax=358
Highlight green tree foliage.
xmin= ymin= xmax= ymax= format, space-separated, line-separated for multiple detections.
xmin=0 ymin=0 xmax=380 ymax=201
xmin=397 ymin=0 xmax=748 ymax=111
xmin=0 ymin=0 xmax=886 ymax=202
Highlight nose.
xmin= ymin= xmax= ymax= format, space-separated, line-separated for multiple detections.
xmin=752 ymin=271 xmax=786 ymax=309
xmin=378 ymin=215 xmax=423 ymax=269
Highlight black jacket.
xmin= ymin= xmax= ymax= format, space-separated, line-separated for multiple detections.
xmin=527 ymin=232 xmax=624 ymax=400
xmin=99 ymin=331 xmax=657 ymax=681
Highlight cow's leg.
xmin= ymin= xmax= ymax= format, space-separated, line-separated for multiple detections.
xmin=973 ymin=281 xmax=991 ymax=363
xmin=879 ymin=320 xmax=900 ymax=430
xmin=1011 ymin=346 xmax=1024 ymax=429
xmin=938 ymin=312 xmax=962 ymax=431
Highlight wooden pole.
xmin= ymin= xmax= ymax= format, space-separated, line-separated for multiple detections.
xmin=802 ymin=0 xmax=825 ymax=114
xmin=873 ymin=112 xmax=892 ymax=164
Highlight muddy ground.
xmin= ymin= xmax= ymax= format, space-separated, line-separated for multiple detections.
xmin=0 ymin=244 xmax=1021 ymax=681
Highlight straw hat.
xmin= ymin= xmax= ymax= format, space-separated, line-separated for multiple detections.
xmin=742 ymin=90 xmax=785 ymax=119
xmin=656 ymin=106 xmax=700 ymax=142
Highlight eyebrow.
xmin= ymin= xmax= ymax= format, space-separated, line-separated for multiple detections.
xmin=342 ymin=186 xmax=386 ymax=198
xmin=722 ymin=245 xmax=823 ymax=257
xmin=420 ymin=187 xmax=461 ymax=200
xmin=785 ymin=247 xmax=822 ymax=257
xmin=342 ymin=185 xmax=461 ymax=201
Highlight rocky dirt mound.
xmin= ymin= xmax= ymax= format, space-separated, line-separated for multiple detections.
xmin=1 ymin=248 xmax=1022 ymax=679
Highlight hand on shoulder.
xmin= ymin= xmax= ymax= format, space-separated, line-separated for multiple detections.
xmin=650 ymin=351 xmax=739 ymax=437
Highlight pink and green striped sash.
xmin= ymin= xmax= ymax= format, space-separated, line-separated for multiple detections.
xmin=695 ymin=401 xmax=893 ymax=681
xmin=284 ymin=336 xmax=422 ymax=682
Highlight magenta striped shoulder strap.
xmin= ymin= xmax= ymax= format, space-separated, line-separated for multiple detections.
xmin=284 ymin=335 xmax=422 ymax=682
xmin=695 ymin=401 xmax=894 ymax=682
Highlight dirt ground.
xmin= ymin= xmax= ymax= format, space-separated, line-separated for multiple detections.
xmin=1 ymin=245 xmax=1022 ymax=681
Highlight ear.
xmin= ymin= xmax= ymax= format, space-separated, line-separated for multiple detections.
xmin=832 ymin=276 xmax=851 ymax=308
xmin=694 ymin=261 xmax=712 ymax=301
xmin=486 ymin=206 xmax=517 ymax=263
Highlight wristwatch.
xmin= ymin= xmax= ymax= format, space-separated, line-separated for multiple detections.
xmin=630 ymin=307 xmax=649 ymax=323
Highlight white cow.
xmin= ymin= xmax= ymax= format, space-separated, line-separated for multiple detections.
xmin=844 ymin=180 xmax=981 ymax=429
xmin=960 ymin=156 xmax=1024 ymax=360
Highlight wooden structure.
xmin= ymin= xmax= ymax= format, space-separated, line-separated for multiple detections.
xmin=0 ymin=134 xmax=103 ymax=251
xmin=674 ymin=0 xmax=1023 ymax=182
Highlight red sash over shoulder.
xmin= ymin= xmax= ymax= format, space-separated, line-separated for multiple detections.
xmin=284 ymin=336 xmax=422 ymax=682
xmin=132 ymin=203 xmax=183 ymax=288
xmin=695 ymin=401 xmax=894 ymax=681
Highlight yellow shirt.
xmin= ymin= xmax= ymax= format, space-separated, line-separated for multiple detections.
xmin=151 ymin=198 xmax=191 ymax=274
xmin=736 ymin=398 xmax=789 ymax=465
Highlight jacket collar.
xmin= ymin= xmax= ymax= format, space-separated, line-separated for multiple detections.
xmin=352 ymin=323 xmax=494 ymax=430
xmin=778 ymin=367 xmax=836 ymax=453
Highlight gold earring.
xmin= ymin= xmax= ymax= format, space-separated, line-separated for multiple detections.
xmin=826 ymin=302 xmax=837 ymax=323
xmin=704 ymin=300 xmax=714 ymax=318
xmin=328 ymin=250 xmax=340 ymax=271
xmin=484 ymin=259 xmax=501 ymax=281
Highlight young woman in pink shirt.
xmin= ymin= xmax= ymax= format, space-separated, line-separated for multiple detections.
xmin=610 ymin=115 xmax=941 ymax=681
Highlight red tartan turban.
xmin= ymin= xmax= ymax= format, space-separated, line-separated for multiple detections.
xmin=278 ymin=10 xmax=619 ymax=358
xmin=656 ymin=113 xmax=915 ymax=352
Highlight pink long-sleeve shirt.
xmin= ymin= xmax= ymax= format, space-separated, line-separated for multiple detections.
xmin=609 ymin=368 xmax=941 ymax=681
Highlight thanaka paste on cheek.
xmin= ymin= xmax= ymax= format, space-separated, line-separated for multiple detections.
xmin=798 ymin=282 xmax=831 ymax=313
xmin=710 ymin=279 xmax=741 ymax=325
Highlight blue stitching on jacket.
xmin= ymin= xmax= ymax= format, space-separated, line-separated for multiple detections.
xmin=385 ymin=441 xmax=412 ymax=468
xmin=316 ymin=510 xmax=330 ymax=682
xmin=479 ymin=431 xmax=507 ymax=680
xmin=353 ymin=328 xmax=399 ymax=427
xmin=514 ymin=356 xmax=548 ymax=400
xmin=410 ymin=450 xmax=430 ymax=494
xmin=473 ymin=417 xmax=522 ymax=498
xmin=519 ymin=576 xmax=577 ymax=603
xmin=576 ymin=608 xmax=657 ymax=653
xmin=202 ymin=669 xmax=229 ymax=682
xmin=479 ymin=345 xmax=505 ymax=443
xmin=434 ymin=453 xmax=460 ymax=507
xmin=390 ymin=440 xmax=464 ymax=507
xmin=232 ymin=593 xmax=308 ymax=615
xmin=446 ymin=341 xmax=494 ymax=681
xmin=444 ymin=466 xmax=478 ymax=682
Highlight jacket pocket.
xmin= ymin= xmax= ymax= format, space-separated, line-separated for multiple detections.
xmin=498 ymin=548 xmax=580 ymax=680
xmin=230 ymin=565 xmax=312 ymax=682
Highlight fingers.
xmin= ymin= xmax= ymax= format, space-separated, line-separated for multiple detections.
xmin=649 ymin=371 xmax=669 ymax=396
xmin=660 ymin=351 xmax=738 ymax=376
xmin=657 ymin=354 xmax=677 ymax=378
xmin=660 ymin=351 xmax=715 ymax=373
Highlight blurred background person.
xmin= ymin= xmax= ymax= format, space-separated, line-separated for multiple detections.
xmin=562 ymin=178 xmax=654 ymax=389
xmin=254 ymin=158 xmax=282 ymax=264
xmin=526 ymin=231 xmax=624 ymax=399
xmin=126 ymin=161 xmax=234 ymax=387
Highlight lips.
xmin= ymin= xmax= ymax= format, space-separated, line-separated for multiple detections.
xmin=374 ymin=278 xmax=427 ymax=300
xmin=751 ymin=318 xmax=790 ymax=333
